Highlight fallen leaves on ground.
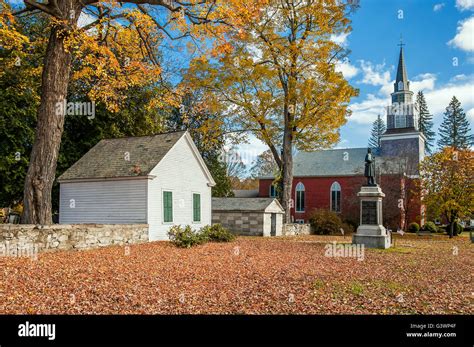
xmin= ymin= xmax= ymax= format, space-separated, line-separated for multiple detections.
xmin=0 ymin=234 xmax=472 ymax=314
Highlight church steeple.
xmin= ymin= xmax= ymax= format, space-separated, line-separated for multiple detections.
xmin=380 ymin=40 xmax=426 ymax=174
xmin=386 ymin=40 xmax=417 ymax=131
xmin=390 ymin=39 xmax=414 ymax=106
xmin=394 ymin=43 xmax=409 ymax=92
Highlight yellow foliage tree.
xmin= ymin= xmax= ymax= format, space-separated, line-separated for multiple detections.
xmin=186 ymin=0 xmax=359 ymax=221
xmin=419 ymin=147 xmax=474 ymax=237
xmin=3 ymin=0 xmax=225 ymax=224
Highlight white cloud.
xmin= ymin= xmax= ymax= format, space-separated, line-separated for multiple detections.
xmin=349 ymin=94 xmax=388 ymax=125
xmin=331 ymin=32 xmax=350 ymax=46
xmin=232 ymin=135 xmax=268 ymax=167
xmin=348 ymin=61 xmax=474 ymax=128
xmin=358 ymin=60 xmax=391 ymax=86
xmin=456 ymin=0 xmax=474 ymax=11
xmin=422 ymin=75 xmax=474 ymax=118
xmin=450 ymin=74 xmax=468 ymax=81
xmin=410 ymin=73 xmax=437 ymax=93
xmin=433 ymin=3 xmax=445 ymax=11
xmin=448 ymin=16 xmax=474 ymax=52
xmin=336 ymin=60 xmax=359 ymax=79
xmin=467 ymin=108 xmax=474 ymax=121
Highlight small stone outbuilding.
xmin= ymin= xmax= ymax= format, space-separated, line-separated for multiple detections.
xmin=212 ymin=198 xmax=284 ymax=236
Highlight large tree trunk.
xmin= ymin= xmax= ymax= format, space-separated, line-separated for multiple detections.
xmin=22 ymin=2 xmax=80 ymax=224
xmin=281 ymin=125 xmax=293 ymax=223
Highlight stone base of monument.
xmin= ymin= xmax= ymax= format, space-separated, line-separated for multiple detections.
xmin=352 ymin=185 xmax=391 ymax=249
xmin=353 ymin=227 xmax=391 ymax=249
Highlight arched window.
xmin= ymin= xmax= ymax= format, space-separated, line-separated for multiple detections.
xmin=398 ymin=81 xmax=404 ymax=91
xmin=330 ymin=182 xmax=341 ymax=212
xmin=295 ymin=182 xmax=305 ymax=212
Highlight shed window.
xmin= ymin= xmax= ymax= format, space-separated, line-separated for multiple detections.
xmin=330 ymin=182 xmax=341 ymax=212
xmin=163 ymin=191 xmax=173 ymax=223
xmin=295 ymin=182 xmax=305 ymax=212
xmin=193 ymin=193 xmax=201 ymax=222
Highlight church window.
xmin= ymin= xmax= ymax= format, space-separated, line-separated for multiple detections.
xmin=395 ymin=114 xmax=406 ymax=128
xmin=398 ymin=81 xmax=404 ymax=91
xmin=295 ymin=182 xmax=305 ymax=212
xmin=269 ymin=184 xmax=277 ymax=198
xmin=330 ymin=182 xmax=341 ymax=212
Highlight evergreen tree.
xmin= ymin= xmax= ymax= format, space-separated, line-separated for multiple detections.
xmin=437 ymin=96 xmax=474 ymax=150
xmin=416 ymin=91 xmax=435 ymax=154
xmin=368 ymin=114 xmax=386 ymax=149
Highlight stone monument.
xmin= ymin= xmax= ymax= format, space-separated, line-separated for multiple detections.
xmin=352 ymin=148 xmax=391 ymax=249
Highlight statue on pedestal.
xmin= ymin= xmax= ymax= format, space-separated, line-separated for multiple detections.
xmin=364 ymin=148 xmax=376 ymax=186
xmin=353 ymin=148 xmax=391 ymax=249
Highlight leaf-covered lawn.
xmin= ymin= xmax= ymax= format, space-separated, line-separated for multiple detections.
xmin=1 ymin=234 xmax=472 ymax=314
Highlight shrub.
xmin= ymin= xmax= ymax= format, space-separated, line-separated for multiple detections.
xmin=422 ymin=221 xmax=437 ymax=233
xmin=408 ymin=222 xmax=420 ymax=232
xmin=200 ymin=224 xmax=235 ymax=242
xmin=167 ymin=225 xmax=206 ymax=248
xmin=341 ymin=222 xmax=356 ymax=234
xmin=443 ymin=222 xmax=464 ymax=236
xmin=309 ymin=209 xmax=343 ymax=235
xmin=454 ymin=222 xmax=464 ymax=235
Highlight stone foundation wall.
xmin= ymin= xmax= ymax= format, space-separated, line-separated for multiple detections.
xmin=0 ymin=224 xmax=149 ymax=256
xmin=212 ymin=211 xmax=264 ymax=236
xmin=282 ymin=223 xmax=312 ymax=236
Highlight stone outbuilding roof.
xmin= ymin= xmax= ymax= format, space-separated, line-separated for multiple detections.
xmin=58 ymin=131 xmax=186 ymax=181
xmin=212 ymin=198 xmax=283 ymax=212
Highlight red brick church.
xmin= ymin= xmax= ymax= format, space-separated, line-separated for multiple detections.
xmin=258 ymin=46 xmax=426 ymax=230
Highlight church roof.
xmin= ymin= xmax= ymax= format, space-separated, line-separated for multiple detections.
xmin=259 ymin=148 xmax=407 ymax=179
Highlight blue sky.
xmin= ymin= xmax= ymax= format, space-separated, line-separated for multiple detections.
xmin=335 ymin=0 xmax=474 ymax=149
xmin=7 ymin=0 xmax=473 ymax=169
xmin=237 ymin=0 xmax=474 ymax=169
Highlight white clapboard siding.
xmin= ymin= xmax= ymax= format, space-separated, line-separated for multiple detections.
xmin=147 ymin=135 xmax=212 ymax=241
xmin=59 ymin=179 xmax=147 ymax=224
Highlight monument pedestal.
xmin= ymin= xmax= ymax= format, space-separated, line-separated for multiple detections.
xmin=352 ymin=185 xmax=391 ymax=249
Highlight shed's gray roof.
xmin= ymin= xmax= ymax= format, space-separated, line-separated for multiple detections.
xmin=212 ymin=198 xmax=282 ymax=212
xmin=259 ymin=148 xmax=404 ymax=178
xmin=58 ymin=131 xmax=186 ymax=181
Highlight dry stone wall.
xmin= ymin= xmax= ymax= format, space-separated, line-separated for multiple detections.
xmin=282 ymin=223 xmax=312 ymax=236
xmin=0 ymin=224 xmax=149 ymax=257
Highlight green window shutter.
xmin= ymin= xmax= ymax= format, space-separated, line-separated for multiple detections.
xmin=163 ymin=191 xmax=173 ymax=223
xmin=193 ymin=193 xmax=201 ymax=222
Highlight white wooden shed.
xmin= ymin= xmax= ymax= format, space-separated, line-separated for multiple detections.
xmin=58 ymin=131 xmax=215 ymax=241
